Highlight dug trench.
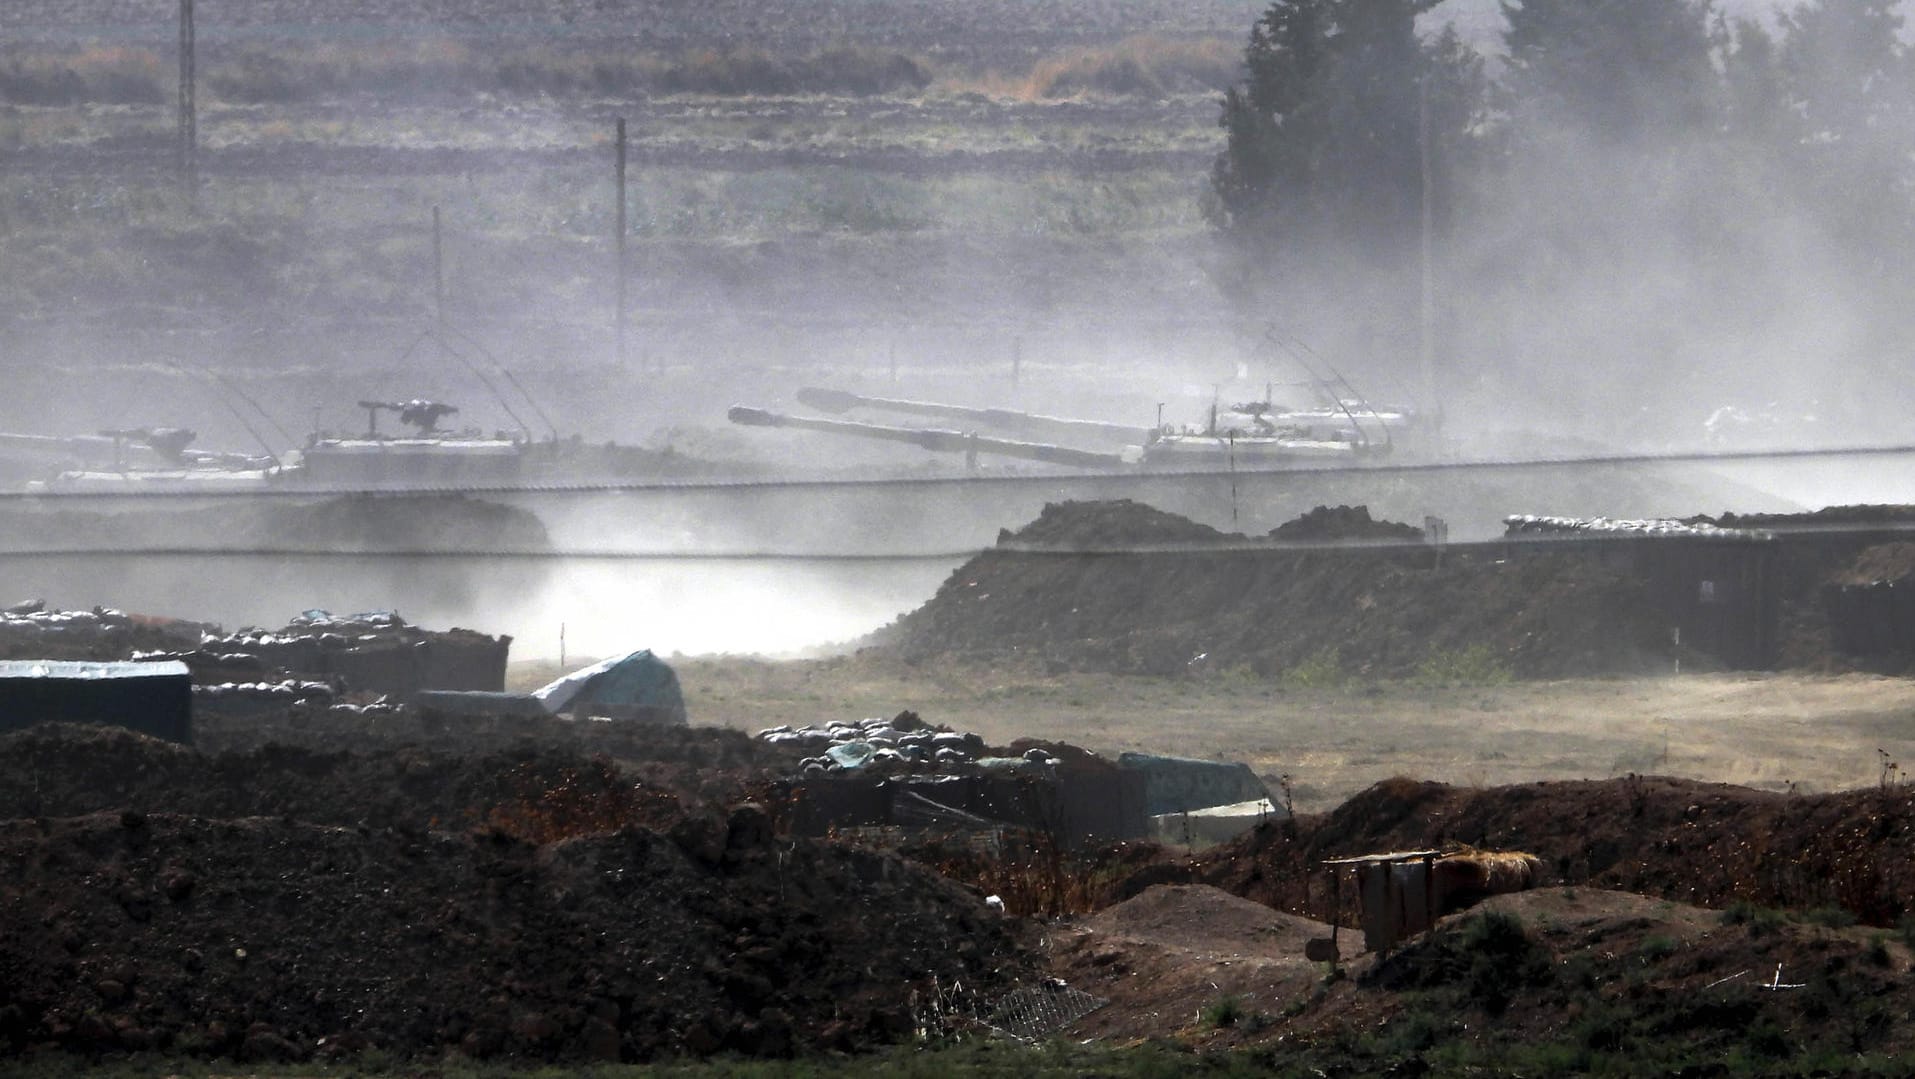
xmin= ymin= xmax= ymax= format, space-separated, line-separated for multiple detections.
xmin=11 ymin=498 xmax=1915 ymax=1067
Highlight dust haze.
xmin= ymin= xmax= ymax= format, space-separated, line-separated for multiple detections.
xmin=2 ymin=0 xmax=1904 ymax=657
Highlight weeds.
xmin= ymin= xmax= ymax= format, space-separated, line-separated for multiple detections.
xmin=1868 ymin=932 xmax=1893 ymax=966
xmin=1804 ymin=905 xmax=1859 ymax=929
xmin=1280 ymin=645 xmax=1346 ymax=690
xmin=1720 ymin=901 xmax=1792 ymax=936
xmin=1199 ymin=993 xmax=1246 ymax=1029
xmin=1412 ymin=644 xmax=1514 ymax=687
xmin=910 ymin=832 xmax=1114 ymax=919
xmin=1637 ymin=935 xmax=1677 ymax=963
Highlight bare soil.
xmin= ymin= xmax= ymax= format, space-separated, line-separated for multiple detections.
xmin=1048 ymin=884 xmax=1339 ymax=1041
xmin=0 ymin=725 xmax=1033 ymax=1065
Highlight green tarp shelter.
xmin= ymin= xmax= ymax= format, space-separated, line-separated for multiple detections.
xmin=532 ymin=648 xmax=686 ymax=725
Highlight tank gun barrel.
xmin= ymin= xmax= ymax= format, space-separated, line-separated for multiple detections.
xmin=727 ymin=406 xmax=1126 ymax=469
xmin=795 ymin=387 xmax=1152 ymax=445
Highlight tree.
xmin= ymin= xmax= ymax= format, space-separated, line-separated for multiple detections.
xmin=1498 ymin=0 xmax=1720 ymax=141
xmin=1208 ymin=0 xmax=1473 ymax=258
xmin=1779 ymin=0 xmax=1907 ymax=144
xmin=1717 ymin=14 xmax=1789 ymax=143
xmin=1773 ymin=0 xmax=1915 ymax=291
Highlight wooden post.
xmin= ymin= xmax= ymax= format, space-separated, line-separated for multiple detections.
xmin=615 ymin=117 xmax=628 ymax=368
xmin=177 ymin=0 xmax=197 ymax=206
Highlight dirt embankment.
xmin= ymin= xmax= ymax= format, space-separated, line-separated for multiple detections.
xmin=0 ymin=723 xmax=722 ymax=831
xmin=1179 ymin=774 xmax=1915 ymax=928
xmin=0 ymin=809 xmax=1029 ymax=1063
xmin=877 ymin=499 xmax=1670 ymax=678
xmin=875 ymin=499 xmax=1915 ymax=679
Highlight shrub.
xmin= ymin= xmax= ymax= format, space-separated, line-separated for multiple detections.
xmin=1369 ymin=1003 xmax=1447 ymax=1056
xmin=1200 ymin=994 xmax=1246 ymax=1029
xmin=1720 ymin=900 xmax=1790 ymax=936
xmin=1804 ymin=905 xmax=1858 ymax=929
xmin=1868 ymin=933 xmax=1893 ymax=967
xmin=1637 ymin=935 xmax=1677 ymax=963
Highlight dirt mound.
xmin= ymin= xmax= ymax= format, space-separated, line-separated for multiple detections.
xmin=0 ymin=721 xmax=801 ymax=831
xmin=1048 ymin=884 xmax=1336 ymax=1041
xmin=1837 ymin=541 xmax=1915 ymax=585
xmin=995 ymin=498 xmax=1235 ymax=548
xmin=188 ymin=706 xmax=811 ymax=810
xmin=881 ymin=500 xmax=1915 ymax=679
xmin=0 ymin=807 xmax=1033 ymax=1063
xmin=878 ymin=500 xmax=1668 ymax=678
xmin=1269 ymin=504 xmax=1422 ymax=543
xmin=0 ymin=724 xmax=643 ymax=831
xmin=1266 ymin=886 xmax=1915 ymax=1070
xmin=1190 ymin=774 xmax=1915 ymax=927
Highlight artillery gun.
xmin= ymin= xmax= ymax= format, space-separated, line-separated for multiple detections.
xmin=729 ymin=383 xmax=1420 ymax=473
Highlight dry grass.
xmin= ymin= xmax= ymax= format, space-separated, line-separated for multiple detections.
xmin=949 ymin=34 xmax=1239 ymax=102
xmin=652 ymin=657 xmax=1915 ymax=813
xmin=1439 ymin=843 xmax=1543 ymax=892
xmin=0 ymin=36 xmax=1238 ymax=105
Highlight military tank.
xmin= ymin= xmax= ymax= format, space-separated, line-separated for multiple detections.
xmin=3 ymin=426 xmax=283 ymax=494
xmin=289 ymin=399 xmax=525 ymax=489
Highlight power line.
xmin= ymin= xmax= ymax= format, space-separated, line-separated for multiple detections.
xmin=3 ymin=439 xmax=1914 ymax=503
xmin=10 ymin=517 xmax=1915 ymax=563
xmin=0 ymin=546 xmax=976 ymax=563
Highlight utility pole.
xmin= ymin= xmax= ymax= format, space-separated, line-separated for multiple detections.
xmin=432 ymin=205 xmax=446 ymax=329
xmin=1418 ymin=73 xmax=1439 ymax=449
xmin=177 ymin=0 xmax=197 ymax=207
xmin=615 ymin=117 xmax=628 ymax=368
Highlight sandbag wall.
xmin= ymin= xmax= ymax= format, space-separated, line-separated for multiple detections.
xmin=223 ymin=631 xmax=510 ymax=698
